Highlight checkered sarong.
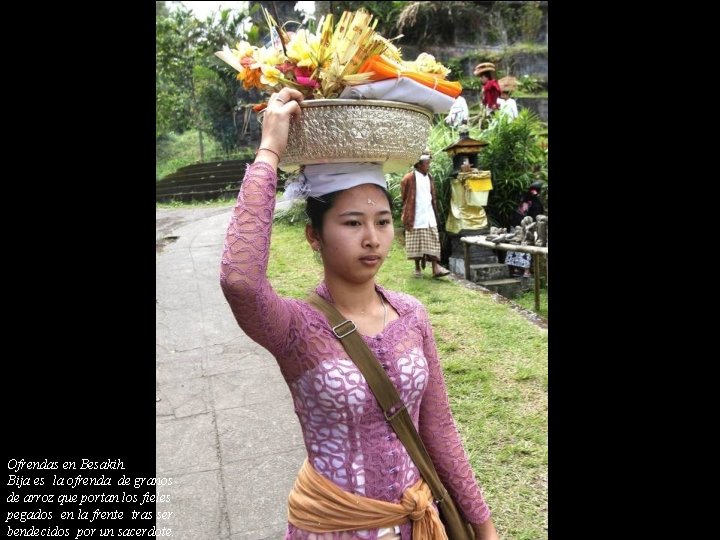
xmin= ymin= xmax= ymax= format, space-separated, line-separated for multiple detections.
xmin=405 ymin=227 xmax=441 ymax=261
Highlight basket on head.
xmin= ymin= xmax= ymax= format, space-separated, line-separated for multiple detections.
xmin=259 ymin=99 xmax=434 ymax=174
xmin=498 ymin=76 xmax=518 ymax=92
xmin=473 ymin=62 xmax=496 ymax=76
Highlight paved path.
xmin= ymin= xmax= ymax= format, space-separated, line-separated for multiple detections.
xmin=156 ymin=206 xmax=304 ymax=540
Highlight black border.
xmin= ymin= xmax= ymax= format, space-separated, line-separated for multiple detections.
xmin=4 ymin=2 xmax=156 ymax=532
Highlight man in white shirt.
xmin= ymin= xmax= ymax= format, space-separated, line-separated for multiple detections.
xmin=400 ymin=154 xmax=451 ymax=278
xmin=445 ymin=96 xmax=469 ymax=128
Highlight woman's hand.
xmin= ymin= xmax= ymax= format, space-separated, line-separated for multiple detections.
xmin=255 ymin=88 xmax=304 ymax=168
xmin=472 ymin=518 xmax=500 ymax=540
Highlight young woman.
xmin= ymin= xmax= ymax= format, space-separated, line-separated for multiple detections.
xmin=220 ymin=88 xmax=499 ymax=540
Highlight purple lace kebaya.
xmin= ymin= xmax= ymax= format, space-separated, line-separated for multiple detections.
xmin=220 ymin=162 xmax=490 ymax=540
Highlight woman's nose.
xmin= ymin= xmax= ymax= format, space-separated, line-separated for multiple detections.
xmin=363 ymin=226 xmax=380 ymax=248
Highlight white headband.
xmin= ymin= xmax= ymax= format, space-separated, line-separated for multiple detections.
xmin=283 ymin=162 xmax=387 ymax=202
xmin=419 ymin=154 xmax=431 ymax=161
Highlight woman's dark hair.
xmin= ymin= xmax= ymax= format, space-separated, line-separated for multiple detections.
xmin=306 ymin=185 xmax=393 ymax=232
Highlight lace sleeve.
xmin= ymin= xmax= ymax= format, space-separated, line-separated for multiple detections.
xmin=219 ymin=161 xmax=295 ymax=358
xmin=417 ymin=306 xmax=491 ymax=524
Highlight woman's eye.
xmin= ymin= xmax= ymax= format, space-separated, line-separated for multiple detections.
xmin=377 ymin=219 xmax=391 ymax=226
xmin=344 ymin=220 xmax=361 ymax=227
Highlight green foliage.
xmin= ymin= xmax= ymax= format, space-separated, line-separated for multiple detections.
xmin=396 ymin=1 xmax=545 ymax=48
xmin=385 ymin=173 xmax=404 ymax=220
xmin=314 ymin=1 xmax=407 ymax=35
xmin=155 ymin=1 xmax=170 ymax=19
xmin=519 ymin=1 xmax=544 ymax=42
xmin=156 ymin=4 xmax=251 ymax=156
xmin=484 ymin=0 xmax=545 ymax=44
xmin=479 ymin=109 xmax=548 ymax=228
xmin=443 ymin=57 xmax=463 ymax=81
xmin=517 ymin=74 xmax=544 ymax=94
xmin=156 ymin=7 xmax=203 ymax=136
xmin=462 ymin=76 xmax=483 ymax=90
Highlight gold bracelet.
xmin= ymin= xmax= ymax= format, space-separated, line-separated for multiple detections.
xmin=256 ymin=147 xmax=281 ymax=160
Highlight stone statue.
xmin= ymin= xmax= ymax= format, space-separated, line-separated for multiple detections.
xmin=520 ymin=216 xmax=536 ymax=246
xmin=509 ymin=225 xmax=524 ymax=244
xmin=485 ymin=226 xmax=517 ymax=244
xmin=534 ymin=215 xmax=548 ymax=247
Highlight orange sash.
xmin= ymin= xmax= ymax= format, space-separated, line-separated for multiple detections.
xmin=288 ymin=459 xmax=448 ymax=540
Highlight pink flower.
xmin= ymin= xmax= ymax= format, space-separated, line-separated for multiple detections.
xmin=296 ymin=75 xmax=319 ymax=88
xmin=293 ymin=67 xmax=319 ymax=88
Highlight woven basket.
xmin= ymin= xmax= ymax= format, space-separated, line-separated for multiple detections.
xmin=259 ymin=99 xmax=434 ymax=173
xmin=473 ymin=62 xmax=496 ymax=76
xmin=498 ymin=76 xmax=518 ymax=92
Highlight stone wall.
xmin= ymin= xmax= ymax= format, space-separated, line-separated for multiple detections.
xmin=517 ymin=97 xmax=548 ymax=122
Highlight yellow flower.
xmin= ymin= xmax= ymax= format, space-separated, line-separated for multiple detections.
xmin=285 ymin=29 xmax=323 ymax=70
xmin=406 ymin=52 xmax=450 ymax=77
xmin=252 ymin=46 xmax=284 ymax=71
xmin=260 ymin=64 xmax=282 ymax=87
xmin=232 ymin=41 xmax=255 ymax=59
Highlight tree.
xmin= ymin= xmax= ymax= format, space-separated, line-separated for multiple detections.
xmin=156 ymin=3 xmax=251 ymax=158
xmin=200 ymin=8 xmax=254 ymax=155
xmin=395 ymin=1 xmax=547 ymax=48
xmin=478 ymin=109 xmax=547 ymax=228
xmin=156 ymin=6 xmax=206 ymax=156
xmin=314 ymin=1 xmax=407 ymax=35
xmin=156 ymin=1 xmax=170 ymax=19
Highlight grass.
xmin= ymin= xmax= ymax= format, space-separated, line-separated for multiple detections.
xmin=267 ymin=221 xmax=548 ymax=540
xmin=514 ymin=287 xmax=548 ymax=319
xmin=514 ymin=90 xmax=549 ymax=98
xmin=156 ymin=196 xmax=237 ymax=209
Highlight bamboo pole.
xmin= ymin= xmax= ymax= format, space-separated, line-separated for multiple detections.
xmin=533 ymin=255 xmax=540 ymax=312
xmin=461 ymin=235 xmax=548 ymax=256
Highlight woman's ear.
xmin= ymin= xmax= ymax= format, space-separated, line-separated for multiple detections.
xmin=305 ymin=224 xmax=321 ymax=251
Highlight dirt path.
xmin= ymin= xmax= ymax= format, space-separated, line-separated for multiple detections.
xmin=156 ymin=206 xmax=233 ymax=252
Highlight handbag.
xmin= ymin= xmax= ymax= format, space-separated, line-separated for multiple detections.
xmin=307 ymin=293 xmax=475 ymax=540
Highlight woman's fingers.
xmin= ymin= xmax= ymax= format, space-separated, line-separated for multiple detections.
xmin=259 ymin=89 xmax=305 ymax=160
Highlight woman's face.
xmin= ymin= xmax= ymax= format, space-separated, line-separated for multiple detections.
xmin=309 ymin=184 xmax=394 ymax=284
